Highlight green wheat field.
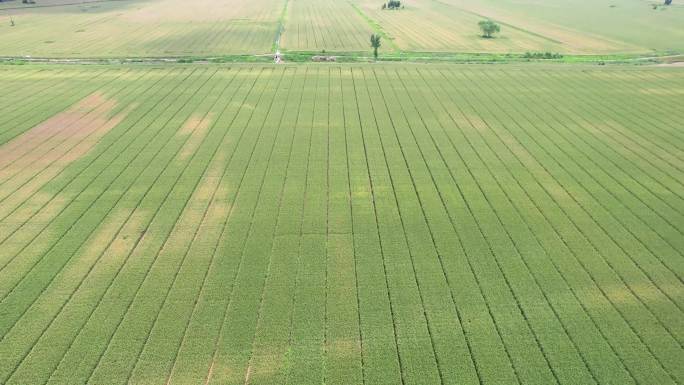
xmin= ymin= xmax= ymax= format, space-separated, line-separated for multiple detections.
xmin=0 ymin=0 xmax=682 ymax=383
xmin=0 ymin=64 xmax=681 ymax=385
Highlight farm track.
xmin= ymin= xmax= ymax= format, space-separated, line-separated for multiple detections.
xmin=0 ymin=64 xmax=682 ymax=385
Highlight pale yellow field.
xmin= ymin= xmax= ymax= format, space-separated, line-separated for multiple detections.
xmin=442 ymin=0 xmax=684 ymax=53
xmin=0 ymin=0 xmax=281 ymax=57
xmin=356 ymin=0 xmax=571 ymax=53
xmin=280 ymin=0 xmax=374 ymax=52
xmin=0 ymin=0 xmax=682 ymax=57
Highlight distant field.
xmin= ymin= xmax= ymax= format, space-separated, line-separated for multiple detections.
xmin=0 ymin=0 xmax=280 ymax=57
xmin=353 ymin=0 xmax=684 ymax=54
xmin=354 ymin=0 xmax=568 ymax=53
xmin=0 ymin=0 xmax=107 ymax=9
xmin=0 ymin=64 xmax=682 ymax=385
xmin=280 ymin=0 xmax=373 ymax=52
xmin=1 ymin=0 xmax=683 ymax=57
xmin=445 ymin=0 xmax=684 ymax=53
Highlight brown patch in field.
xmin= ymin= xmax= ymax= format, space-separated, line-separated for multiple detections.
xmin=75 ymin=211 xmax=129 ymax=265
xmin=328 ymin=338 xmax=361 ymax=357
xmin=46 ymin=209 xmax=136 ymax=293
xmin=577 ymin=120 xmax=608 ymax=136
xmin=497 ymin=132 xmax=538 ymax=167
xmin=542 ymin=182 xmax=572 ymax=204
xmin=0 ymin=96 xmax=132 ymax=249
xmin=193 ymin=177 xmax=222 ymax=204
xmin=82 ymin=208 xmax=148 ymax=258
xmin=587 ymin=282 xmax=683 ymax=307
xmin=447 ymin=112 xmax=476 ymax=131
xmin=76 ymin=210 xmax=149 ymax=284
xmin=178 ymin=114 xmax=213 ymax=161
xmin=210 ymin=199 xmax=232 ymax=220
xmin=0 ymin=93 xmax=129 ymax=187
xmin=178 ymin=114 xmax=204 ymax=136
xmin=206 ymin=150 xmax=229 ymax=178
xmin=201 ymin=180 xmax=234 ymax=224
xmin=0 ymin=93 xmax=109 ymax=165
xmin=243 ymin=351 xmax=286 ymax=385
xmin=31 ymin=191 xmax=69 ymax=218
xmin=352 ymin=188 xmax=370 ymax=199
xmin=1 ymin=191 xmax=69 ymax=243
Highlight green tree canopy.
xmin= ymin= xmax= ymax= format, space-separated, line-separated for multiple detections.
xmin=478 ymin=20 xmax=501 ymax=38
xmin=370 ymin=34 xmax=381 ymax=60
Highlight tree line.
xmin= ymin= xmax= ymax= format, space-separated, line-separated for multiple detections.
xmin=382 ymin=1 xmax=403 ymax=10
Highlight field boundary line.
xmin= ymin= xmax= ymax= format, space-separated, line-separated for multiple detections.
xmin=273 ymin=0 xmax=290 ymax=54
xmin=323 ymin=66 xmax=331 ymax=385
xmin=340 ymin=66 xmax=366 ymax=385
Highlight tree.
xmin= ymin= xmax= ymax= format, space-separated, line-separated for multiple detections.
xmin=370 ymin=34 xmax=381 ymax=60
xmin=385 ymin=0 xmax=401 ymax=9
xmin=478 ymin=20 xmax=501 ymax=38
